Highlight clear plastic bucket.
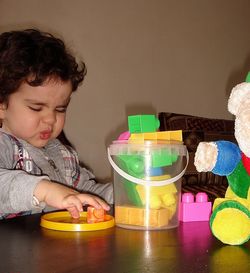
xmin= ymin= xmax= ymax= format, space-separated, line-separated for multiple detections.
xmin=108 ymin=140 xmax=188 ymax=230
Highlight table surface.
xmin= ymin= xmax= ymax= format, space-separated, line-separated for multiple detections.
xmin=0 ymin=212 xmax=249 ymax=273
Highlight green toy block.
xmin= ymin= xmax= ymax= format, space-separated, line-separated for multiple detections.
xmin=122 ymin=178 xmax=143 ymax=206
xmin=128 ymin=115 xmax=160 ymax=133
xmin=117 ymin=155 xmax=145 ymax=178
xmin=152 ymin=150 xmax=178 ymax=168
xmin=116 ymin=155 xmax=144 ymax=206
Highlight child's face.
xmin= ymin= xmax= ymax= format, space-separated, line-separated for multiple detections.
xmin=0 ymin=79 xmax=72 ymax=148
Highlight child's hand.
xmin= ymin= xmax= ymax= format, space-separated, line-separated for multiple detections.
xmin=34 ymin=180 xmax=110 ymax=218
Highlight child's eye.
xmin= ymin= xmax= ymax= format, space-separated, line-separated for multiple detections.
xmin=56 ymin=107 xmax=67 ymax=113
xmin=29 ymin=106 xmax=42 ymax=112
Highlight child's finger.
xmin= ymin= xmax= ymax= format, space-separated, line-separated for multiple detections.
xmin=67 ymin=206 xmax=81 ymax=219
xmin=93 ymin=197 xmax=110 ymax=211
xmin=79 ymin=194 xmax=110 ymax=211
xmin=62 ymin=195 xmax=83 ymax=214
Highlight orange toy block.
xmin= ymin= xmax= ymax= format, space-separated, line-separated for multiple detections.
xmin=87 ymin=206 xmax=106 ymax=223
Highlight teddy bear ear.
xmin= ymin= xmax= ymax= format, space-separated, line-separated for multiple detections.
xmin=228 ymin=71 xmax=250 ymax=115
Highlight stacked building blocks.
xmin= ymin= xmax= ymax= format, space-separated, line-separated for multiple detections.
xmin=179 ymin=192 xmax=212 ymax=222
xmin=87 ymin=206 xmax=106 ymax=223
xmin=128 ymin=115 xmax=160 ymax=133
xmin=115 ymin=114 xmax=184 ymax=208
xmin=115 ymin=206 xmax=169 ymax=227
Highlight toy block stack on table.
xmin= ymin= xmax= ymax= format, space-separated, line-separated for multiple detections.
xmin=108 ymin=114 xmax=188 ymax=230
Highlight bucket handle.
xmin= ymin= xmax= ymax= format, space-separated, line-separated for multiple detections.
xmin=107 ymin=147 xmax=189 ymax=187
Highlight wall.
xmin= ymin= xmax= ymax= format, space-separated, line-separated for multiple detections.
xmin=1 ymin=0 xmax=250 ymax=181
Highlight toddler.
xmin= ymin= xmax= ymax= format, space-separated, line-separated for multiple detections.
xmin=0 ymin=29 xmax=113 ymax=219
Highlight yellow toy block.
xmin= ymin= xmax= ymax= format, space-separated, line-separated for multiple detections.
xmin=149 ymin=174 xmax=171 ymax=181
xmin=115 ymin=206 xmax=169 ymax=227
xmin=115 ymin=206 xmax=129 ymax=224
xmin=147 ymin=208 xmax=169 ymax=227
xmin=129 ymin=130 xmax=182 ymax=142
xmin=136 ymin=183 xmax=177 ymax=210
xmin=128 ymin=207 xmax=145 ymax=226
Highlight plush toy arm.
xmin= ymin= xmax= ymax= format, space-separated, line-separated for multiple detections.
xmin=212 ymin=141 xmax=241 ymax=175
xmin=194 ymin=142 xmax=218 ymax=172
xmin=195 ymin=140 xmax=242 ymax=176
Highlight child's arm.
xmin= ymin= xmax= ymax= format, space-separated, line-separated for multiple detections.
xmin=0 ymin=135 xmax=110 ymax=218
xmin=33 ymin=179 xmax=110 ymax=218
xmin=0 ymin=135 xmax=47 ymax=214
xmin=0 ymin=168 xmax=48 ymax=213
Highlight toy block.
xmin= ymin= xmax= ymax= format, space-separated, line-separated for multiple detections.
xmin=128 ymin=207 xmax=145 ymax=226
xmin=148 ymin=174 xmax=170 ymax=181
xmin=87 ymin=206 xmax=106 ymax=223
xmin=117 ymin=154 xmax=145 ymax=178
xmin=168 ymin=131 xmax=183 ymax=142
xmin=129 ymin=130 xmax=183 ymax=142
xmin=136 ymin=183 xmax=177 ymax=210
xmin=122 ymin=178 xmax=143 ymax=206
xmin=148 ymin=208 xmax=169 ymax=227
xmin=117 ymin=131 xmax=131 ymax=140
xmin=151 ymin=149 xmax=178 ymax=167
xmin=115 ymin=206 xmax=169 ymax=227
xmin=179 ymin=192 xmax=212 ymax=222
xmin=146 ymin=167 xmax=164 ymax=177
xmin=116 ymin=155 xmax=144 ymax=206
xmin=128 ymin=115 xmax=160 ymax=133
xmin=119 ymin=143 xmax=178 ymax=169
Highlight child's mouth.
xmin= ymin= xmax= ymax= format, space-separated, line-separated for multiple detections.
xmin=40 ymin=131 xmax=52 ymax=140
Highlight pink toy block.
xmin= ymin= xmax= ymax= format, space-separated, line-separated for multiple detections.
xmin=117 ymin=131 xmax=131 ymax=140
xmin=179 ymin=192 xmax=212 ymax=222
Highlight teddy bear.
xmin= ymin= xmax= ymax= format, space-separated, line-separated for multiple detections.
xmin=194 ymin=72 xmax=250 ymax=245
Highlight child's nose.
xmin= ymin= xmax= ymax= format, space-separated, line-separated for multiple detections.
xmin=43 ymin=111 xmax=56 ymax=125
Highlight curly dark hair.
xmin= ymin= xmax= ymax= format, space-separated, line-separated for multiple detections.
xmin=0 ymin=28 xmax=86 ymax=103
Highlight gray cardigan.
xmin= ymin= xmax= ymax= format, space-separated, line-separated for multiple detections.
xmin=0 ymin=129 xmax=113 ymax=218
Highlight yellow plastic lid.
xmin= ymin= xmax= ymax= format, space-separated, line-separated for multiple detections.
xmin=40 ymin=211 xmax=115 ymax=231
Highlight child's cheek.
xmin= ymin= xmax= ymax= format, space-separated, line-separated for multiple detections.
xmin=54 ymin=116 xmax=66 ymax=135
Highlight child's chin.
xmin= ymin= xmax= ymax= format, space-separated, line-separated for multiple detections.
xmin=29 ymin=139 xmax=50 ymax=148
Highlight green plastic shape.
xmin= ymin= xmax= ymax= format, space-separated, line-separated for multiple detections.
xmin=122 ymin=178 xmax=143 ymax=206
xmin=116 ymin=151 xmax=179 ymax=206
xmin=245 ymin=71 xmax=250 ymax=83
xmin=152 ymin=150 xmax=178 ymax=168
xmin=117 ymin=155 xmax=145 ymax=178
xmin=128 ymin=115 xmax=160 ymax=133
xmin=116 ymin=155 xmax=144 ymax=206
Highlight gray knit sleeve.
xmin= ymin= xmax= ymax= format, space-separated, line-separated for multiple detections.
xmin=0 ymin=169 xmax=48 ymax=212
xmin=0 ymin=133 xmax=48 ymax=213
